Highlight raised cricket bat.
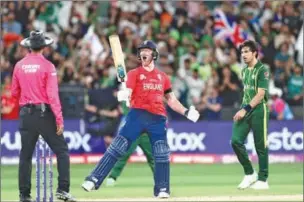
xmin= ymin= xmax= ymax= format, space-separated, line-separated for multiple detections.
xmin=109 ymin=34 xmax=130 ymax=107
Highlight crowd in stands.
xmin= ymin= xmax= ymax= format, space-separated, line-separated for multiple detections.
xmin=1 ymin=1 xmax=303 ymax=121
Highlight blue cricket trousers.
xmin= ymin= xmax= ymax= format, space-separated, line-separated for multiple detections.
xmin=86 ymin=108 xmax=170 ymax=196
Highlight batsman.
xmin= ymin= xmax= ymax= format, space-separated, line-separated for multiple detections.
xmin=106 ymin=100 xmax=154 ymax=186
xmin=232 ymin=40 xmax=270 ymax=190
xmin=82 ymin=40 xmax=200 ymax=198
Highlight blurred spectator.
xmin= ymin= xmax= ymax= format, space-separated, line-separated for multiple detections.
xmin=259 ymin=20 xmax=276 ymax=42
xmin=163 ymin=65 xmax=187 ymax=101
xmin=1 ymin=76 xmax=19 ymax=120
xmin=9 ymin=45 xmax=28 ymax=67
xmin=15 ymin=1 xmax=34 ymax=35
xmin=91 ymin=66 xmax=116 ymax=89
xmin=0 ymin=57 xmax=12 ymax=83
xmin=214 ymin=40 xmax=230 ymax=66
xmin=258 ymin=3 xmax=275 ymax=32
xmin=197 ymin=49 xmax=219 ymax=81
xmin=206 ymin=68 xmax=220 ymax=91
xmin=286 ymin=64 xmax=303 ymax=106
xmin=218 ymin=66 xmax=241 ymax=106
xmin=269 ymin=88 xmax=294 ymax=120
xmin=229 ymin=49 xmax=243 ymax=80
xmin=274 ymin=42 xmax=292 ymax=88
xmin=282 ymin=2 xmax=302 ymax=35
xmin=185 ymin=67 xmax=205 ymax=105
xmin=178 ymin=56 xmax=192 ymax=80
xmin=197 ymin=86 xmax=222 ymax=120
xmin=274 ymin=24 xmax=296 ymax=54
xmin=260 ymin=35 xmax=276 ymax=72
xmin=2 ymin=30 xmax=23 ymax=48
xmin=2 ymin=12 xmax=22 ymax=35
xmin=61 ymin=60 xmax=77 ymax=84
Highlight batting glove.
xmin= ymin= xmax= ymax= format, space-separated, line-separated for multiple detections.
xmin=117 ymin=88 xmax=131 ymax=103
xmin=184 ymin=106 xmax=200 ymax=122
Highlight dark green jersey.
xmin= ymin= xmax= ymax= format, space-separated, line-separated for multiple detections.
xmin=241 ymin=60 xmax=269 ymax=105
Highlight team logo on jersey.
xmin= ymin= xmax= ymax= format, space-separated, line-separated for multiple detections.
xmin=140 ymin=74 xmax=146 ymax=80
xmin=157 ymin=74 xmax=162 ymax=81
xmin=264 ymin=71 xmax=269 ymax=79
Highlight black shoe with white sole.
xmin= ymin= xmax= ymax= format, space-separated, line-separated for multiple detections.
xmin=56 ymin=190 xmax=77 ymax=202
xmin=19 ymin=194 xmax=34 ymax=202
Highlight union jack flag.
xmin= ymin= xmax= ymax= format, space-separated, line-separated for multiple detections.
xmin=213 ymin=8 xmax=254 ymax=48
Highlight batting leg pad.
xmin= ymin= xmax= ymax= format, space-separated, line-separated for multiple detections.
xmin=153 ymin=140 xmax=170 ymax=196
xmin=86 ymin=135 xmax=130 ymax=189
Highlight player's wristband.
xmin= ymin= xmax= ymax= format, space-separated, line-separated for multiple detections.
xmin=243 ymin=104 xmax=252 ymax=113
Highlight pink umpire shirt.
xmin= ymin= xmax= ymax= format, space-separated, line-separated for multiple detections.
xmin=11 ymin=52 xmax=63 ymax=126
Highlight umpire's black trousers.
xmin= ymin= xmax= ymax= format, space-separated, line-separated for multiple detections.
xmin=18 ymin=104 xmax=70 ymax=196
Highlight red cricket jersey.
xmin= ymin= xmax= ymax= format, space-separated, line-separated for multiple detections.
xmin=126 ymin=66 xmax=172 ymax=117
xmin=11 ymin=52 xmax=63 ymax=126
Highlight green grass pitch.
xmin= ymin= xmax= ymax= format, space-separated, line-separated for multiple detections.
xmin=1 ymin=163 xmax=302 ymax=200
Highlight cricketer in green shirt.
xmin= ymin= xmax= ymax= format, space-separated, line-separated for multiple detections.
xmin=106 ymin=101 xmax=155 ymax=186
xmin=231 ymin=40 xmax=270 ymax=190
xmin=241 ymin=61 xmax=269 ymax=105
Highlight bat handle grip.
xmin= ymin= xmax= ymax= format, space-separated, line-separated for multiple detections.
xmin=121 ymin=82 xmax=130 ymax=107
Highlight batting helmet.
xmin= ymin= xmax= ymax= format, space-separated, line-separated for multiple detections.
xmin=20 ymin=30 xmax=54 ymax=50
xmin=137 ymin=40 xmax=159 ymax=60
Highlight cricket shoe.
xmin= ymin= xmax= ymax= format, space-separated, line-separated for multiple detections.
xmin=106 ymin=177 xmax=116 ymax=187
xmin=56 ymin=190 xmax=77 ymax=202
xmin=82 ymin=180 xmax=96 ymax=192
xmin=157 ymin=192 xmax=170 ymax=199
xmin=237 ymin=172 xmax=258 ymax=190
xmin=250 ymin=180 xmax=269 ymax=190
xmin=19 ymin=194 xmax=34 ymax=202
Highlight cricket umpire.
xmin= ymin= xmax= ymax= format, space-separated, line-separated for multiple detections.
xmin=11 ymin=30 xmax=76 ymax=202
